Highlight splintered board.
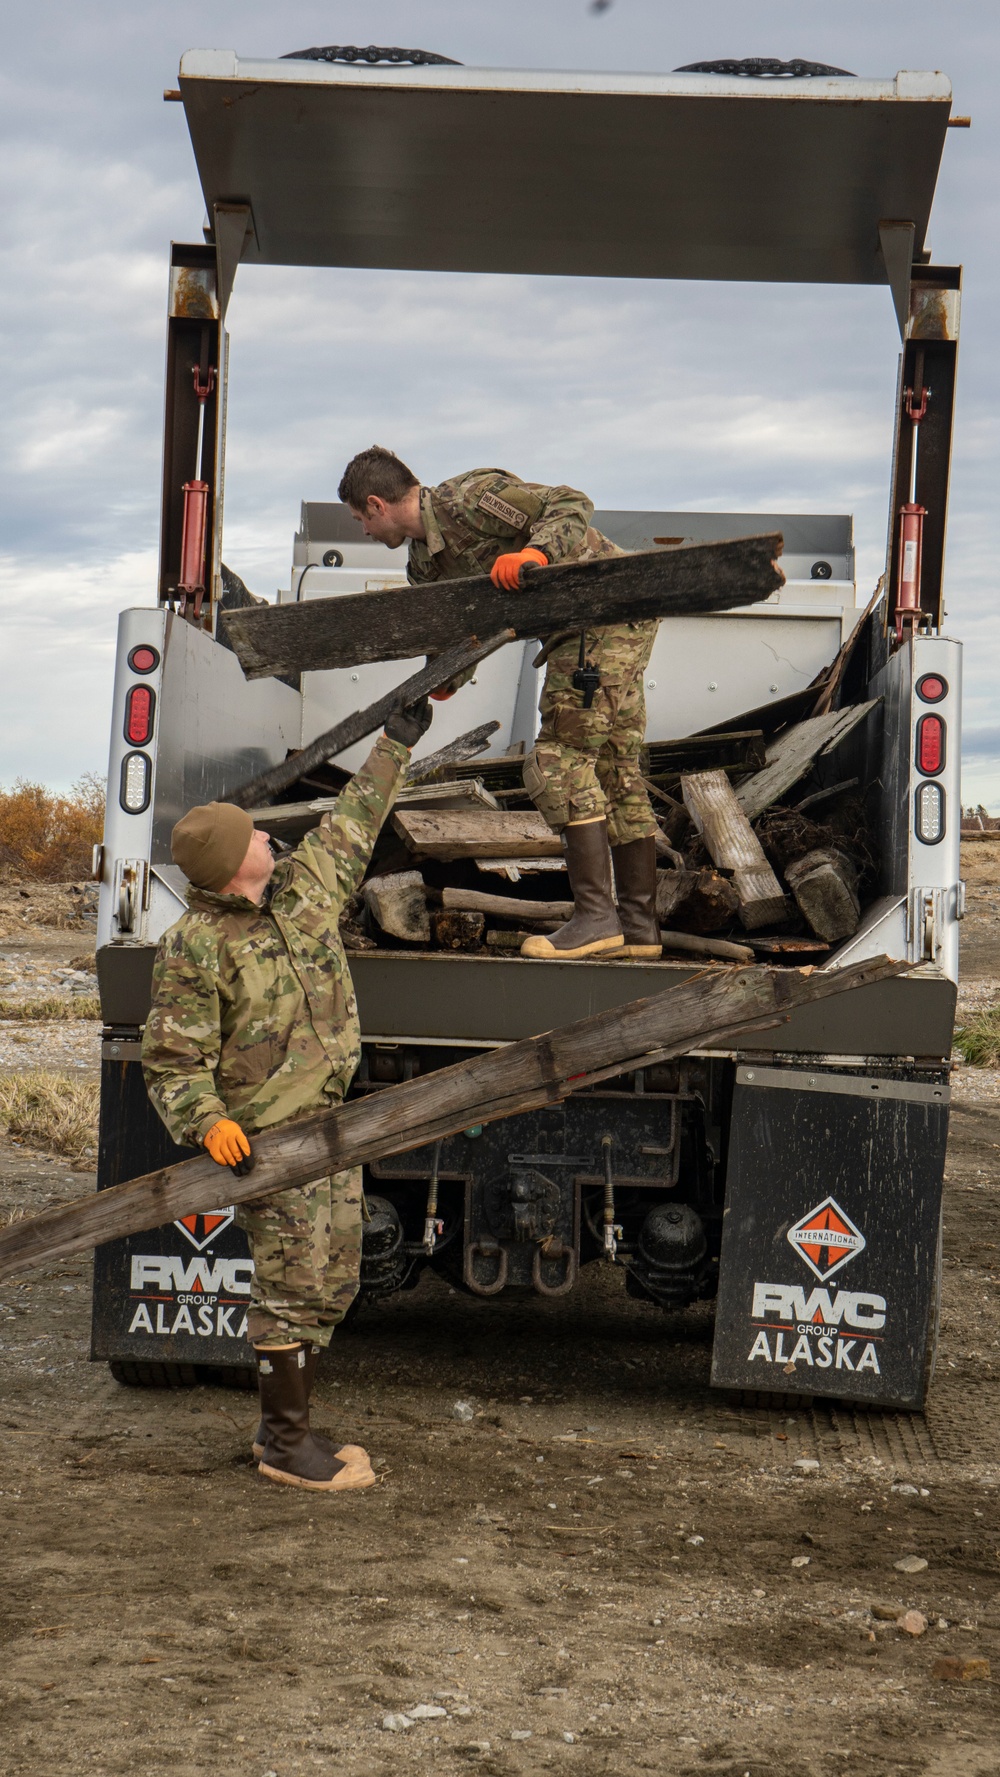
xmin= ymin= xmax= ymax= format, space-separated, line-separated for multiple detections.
xmin=219 ymin=535 xmax=784 ymax=679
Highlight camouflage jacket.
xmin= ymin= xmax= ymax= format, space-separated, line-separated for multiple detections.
xmin=407 ymin=469 xmax=623 ymax=587
xmin=141 ymin=734 xmax=408 ymax=1149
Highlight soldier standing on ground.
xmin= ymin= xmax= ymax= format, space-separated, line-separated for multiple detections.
xmin=338 ymin=445 xmax=661 ymax=961
xmin=141 ymin=700 xmax=432 ymax=1491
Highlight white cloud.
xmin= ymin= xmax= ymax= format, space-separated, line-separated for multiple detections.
xmin=1 ymin=0 xmax=998 ymax=796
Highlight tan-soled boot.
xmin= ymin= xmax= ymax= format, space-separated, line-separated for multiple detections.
xmin=254 ymin=1344 xmax=376 ymax=1491
xmin=252 ymin=1343 xmax=334 ymax=1461
xmin=521 ymin=819 xmax=624 ymax=960
xmin=611 ymin=835 xmax=663 ymax=959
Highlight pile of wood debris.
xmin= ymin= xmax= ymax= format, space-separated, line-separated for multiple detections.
xmin=253 ymin=697 xmax=881 ymax=967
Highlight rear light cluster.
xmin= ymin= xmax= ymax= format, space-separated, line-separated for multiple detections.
xmin=118 ymin=645 xmax=159 ymax=813
xmin=914 ymin=673 xmax=949 ymax=846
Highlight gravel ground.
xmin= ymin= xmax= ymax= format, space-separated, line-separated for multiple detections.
xmin=0 ymin=862 xmax=998 ymax=1776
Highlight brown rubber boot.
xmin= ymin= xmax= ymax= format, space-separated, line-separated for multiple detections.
xmin=252 ymin=1344 xmax=335 ymax=1461
xmin=254 ymin=1345 xmax=376 ymax=1491
xmin=521 ymin=819 xmax=624 ymax=960
xmin=611 ymin=836 xmax=662 ymax=959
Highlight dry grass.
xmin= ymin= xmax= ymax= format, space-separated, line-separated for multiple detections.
xmin=0 ymin=775 xmax=104 ymax=882
xmin=0 ymin=1070 xmax=99 ymax=1161
xmin=954 ymin=1009 xmax=1000 ymax=1068
xmin=0 ymin=996 xmax=101 ymax=1022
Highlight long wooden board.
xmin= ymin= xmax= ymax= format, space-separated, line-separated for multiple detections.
xmin=226 ymin=627 xmax=514 ymax=809
xmin=219 ymin=535 xmax=785 ymax=680
xmin=735 ymin=702 xmax=880 ymax=821
xmin=0 ymin=956 xmax=904 ymax=1284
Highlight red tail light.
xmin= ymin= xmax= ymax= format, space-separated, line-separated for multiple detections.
xmin=124 ymin=685 xmax=155 ymax=746
xmin=916 ymin=714 xmax=945 ymax=775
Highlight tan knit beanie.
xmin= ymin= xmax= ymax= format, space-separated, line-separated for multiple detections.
xmin=171 ymin=801 xmax=255 ymax=892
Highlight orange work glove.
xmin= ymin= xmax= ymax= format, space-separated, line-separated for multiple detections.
xmin=490 ymin=546 xmax=548 ymax=591
xmin=204 ymin=1118 xmax=251 ymax=1167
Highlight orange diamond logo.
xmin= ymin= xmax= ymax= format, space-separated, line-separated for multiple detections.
xmin=786 ymin=1196 xmax=865 ymax=1281
xmin=174 ymin=1208 xmax=234 ymax=1252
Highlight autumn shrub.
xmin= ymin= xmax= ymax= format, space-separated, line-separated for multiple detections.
xmin=954 ymin=1009 xmax=1000 ymax=1068
xmin=0 ymin=1070 xmax=99 ymax=1161
xmin=0 ymin=774 xmax=104 ymax=882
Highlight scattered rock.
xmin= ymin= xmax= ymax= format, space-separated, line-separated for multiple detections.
xmin=894 ymin=1555 xmax=928 ymax=1574
xmin=453 ymin=1401 xmax=475 ymax=1424
xmin=463 ymin=1742 xmax=491 ymax=1757
xmin=562 ymin=1732 xmax=576 ymax=1743
xmin=932 ymin=1656 xmax=991 ymax=1682
xmin=686 ymin=1535 xmax=704 ymax=1547
xmin=511 ymin=1729 xmax=533 ymax=1740
xmin=794 ymin=1458 xmax=820 ymax=1474
xmin=897 ymin=1610 xmax=928 ymax=1636
xmin=538 ymin=1686 xmax=568 ymax=1698
xmin=891 ymin=1483 xmax=919 ymax=1496
xmin=791 ymin=1555 xmax=810 ymax=1568
xmin=871 ymin=1603 xmax=903 ymax=1621
xmin=409 ymin=1704 xmax=448 ymax=1720
xmin=453 ymin=1706 xmax=473 ymax=1718
xmin=381 ymin=1713 xmax=413 ymax=1731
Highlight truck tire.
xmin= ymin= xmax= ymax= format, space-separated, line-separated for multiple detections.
xmin=108 ymin=1360 xmax=255 ymax=1390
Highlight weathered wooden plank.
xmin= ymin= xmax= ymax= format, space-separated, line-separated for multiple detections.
xmin=225 ymin=628 xmax=515 ymax=809
xmin=406 ymin=721 xmax=500 ymax=784
xmin=735 ymin=701 xmax=880 ymax=822
xmin=248 ymin=777 xmax=500 ymax=844
xmin=219 ymin=536 xmax=785 ymax=679
xmin=393 ymin=809 xmax=562 ymax=861
xmin=0 ymin=955 xmax=906 ymax=1283
xmin=439 ymin=887 xmax=571 ymax=924
xmin=682 ymin=770 xmax=789 ymax=931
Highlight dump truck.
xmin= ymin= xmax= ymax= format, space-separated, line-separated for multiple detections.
xmin=92 ymin=49 xmax=963 ymax=1410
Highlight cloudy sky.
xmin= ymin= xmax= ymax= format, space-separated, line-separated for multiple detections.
xmin=2 ymin=1 xmax=997 ymax=801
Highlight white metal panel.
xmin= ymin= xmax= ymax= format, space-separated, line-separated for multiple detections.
xmin=177 ymin=54 xmax=951 ymax=286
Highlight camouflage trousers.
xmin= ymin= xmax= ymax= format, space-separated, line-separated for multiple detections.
xmin=235 ymin=1166 xmax=363 ymax=1348
xmin=524 ymin=620 xmax=659 ymax=847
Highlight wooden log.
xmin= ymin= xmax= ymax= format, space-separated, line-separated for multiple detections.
xmin=219 ymin=536 xmax=785 ymax=679
xmin=784 ymin=848 xmax=861 ymax=943
xmin=393 ymin=809 xmax=562 ymax=861
xmin=659 ymin=931 xmax=755 ymax=963
xmin=681 ymin=770 xmax=789 ymax=931
xmin=439 ymin=887 xmax=571 ymax=924
xmin=485 ymin=929 xmax=544 ymax=950
xmin=735 ymin=702 xmax=879 ymax=822
xmin=405 ymin=721 xmax=500 ymax=784
xmin=431 ymin=910 xmax=486 ymax=951
xmin=225 ymin=627 xmax=515 ymax=809
xmin=363 ymin=870 xmax=430 ymax=943
xmin=0 ymin=955 xmax=907 ymax=1284
xmin=397 ymin=779 xmax=500 ymax=812
xmin=654 ymin=867 xmax=740 ymax=934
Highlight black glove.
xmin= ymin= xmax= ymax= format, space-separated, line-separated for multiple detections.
xmin=385 ymin=696 xmax=433 ymax=749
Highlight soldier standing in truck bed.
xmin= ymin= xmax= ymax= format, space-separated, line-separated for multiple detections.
xmin=339 ymin=446 xmax=661 ymax=962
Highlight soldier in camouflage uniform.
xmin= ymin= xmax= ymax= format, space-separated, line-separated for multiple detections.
xmin=141 ymin=701 xmax=431 ymax=1490
xmin=339 ymin=446 xmax=661 ymax=961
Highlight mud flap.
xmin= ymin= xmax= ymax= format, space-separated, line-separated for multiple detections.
xmin=91 ymin=1050 xmax=254 ymax=1375
xmin=710 ymin=1064 xmax=949 ymax=1410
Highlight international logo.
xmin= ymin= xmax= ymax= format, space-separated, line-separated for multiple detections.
xmin=174 ymin=1208 xmax=235 ymax=1251
xmin=786 ymin=1197 xmax=865 ymax=1281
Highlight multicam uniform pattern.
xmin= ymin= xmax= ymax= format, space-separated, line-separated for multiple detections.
xmin=408 ymin=469 xmax=657 ymax=844
xmin=141 ymin=733 xmax=409 ymax=1346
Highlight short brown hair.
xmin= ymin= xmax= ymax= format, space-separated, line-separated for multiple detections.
xmin=338 ymin=446 xmax=419 ymax=510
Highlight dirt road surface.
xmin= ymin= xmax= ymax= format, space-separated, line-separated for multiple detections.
xmin=1 ymin=856 xmax=999 ymax=1777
